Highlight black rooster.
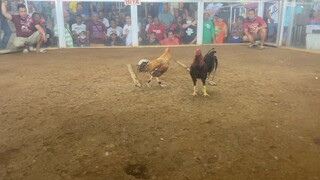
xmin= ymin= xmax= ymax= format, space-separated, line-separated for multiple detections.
xmin=190 ymin=48 xmax=218 ymax=97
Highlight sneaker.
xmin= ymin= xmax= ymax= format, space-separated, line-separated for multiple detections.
xmin=22 ymin=48 xmax=29 ymax=54
xmin=249 ymin=44 xmax=254 ymax=48
xmin=259 ymin=45 xmax=265 ymax=50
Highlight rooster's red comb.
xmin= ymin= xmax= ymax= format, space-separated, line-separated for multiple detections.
xmin=196 ymin=48 xmax=201 ymax=56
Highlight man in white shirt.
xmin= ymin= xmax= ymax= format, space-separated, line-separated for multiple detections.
xmin=106 ymin=19 xmax=123 ymax=38
xmin=71 ymin=15 xmax=87 ymax=46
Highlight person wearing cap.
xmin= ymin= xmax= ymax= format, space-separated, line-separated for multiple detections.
xmin=1 ymin=1 xmax=47 ymax=53
xmin=86 ymin=12 xmax=106 ymax=44
xmin=243 ymin=8 xmax=267 ymax=49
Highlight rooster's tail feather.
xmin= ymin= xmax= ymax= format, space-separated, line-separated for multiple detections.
xmin=137 ymin=59 xmax=150 ymax=73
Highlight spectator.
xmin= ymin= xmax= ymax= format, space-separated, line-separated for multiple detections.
xmin=169 ymin=16 xmax=183 ymax=40
xmin=76 ymin=31 xmax=89 ymax=47
xmin=158 ymin=3 xmax=174 ymax=30
xmin=123 ymin=15 xmax=139 ymax=46
xmin=106 ymin=19 xmax=123 ymax=38
xmin=105 ymin=31 xmax=123 ymax=46
xmin=86 ymin=12 xmax=106 ymax=44
xmin=53 ymin=11 xmax=74 ymax=47
xmin=175 ymin=3 xmax=189 ymax=18
xmin=205 ymin=2 xmax=223 ymax=19
xmin=244 ymin=8 xmax=267 ymax=49
xmin=265 ymin=2 xmax=279 ymax=41
xmin=71 ymin=15 xmax=87 ymax=47
xmin=1 ymin=3 xmax=47 ymax=53
xmin=143 ymin=31 xmax=159 ymax=45
xmin=228 ymin=16 xmax=244 ymax=43
xmin=145 ymin=15 xmax=153 ymax=32
xmin=108 ymin=4 xmax=119 ymax=21
xmin=147 ymin=16 xmax=166 ymax=41
xmin=32 ymin=12 xmax=51 ymax=48
xmin=0 ymin=0 xmax=12 ymax=49
xmin=203 ymin=12 xmax=215 ymax=44
xmin=98 ymin=10 xmax=109 ymax=28
xmin=181 ymin=15 xmax=197 ymax=44
xmin=42 ymin=21 xmax=53 ymax=47
xmin=213 ymin=15 xmax=227 ymax=44
xmin=160 ymin=31 xmax=179 ymax=45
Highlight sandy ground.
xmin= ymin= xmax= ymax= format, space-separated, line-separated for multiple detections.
xmin=0 ymin=45 xmax=320 ymax=180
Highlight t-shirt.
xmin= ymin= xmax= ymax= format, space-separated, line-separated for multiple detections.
xmin=11 ymin=15 xmax=38 ymax=37
xmin=106 ymin=26 xmax=123 ymax=37
xmin=147 ymin=23 xmax=166 ymax=41
xmin=214 ymin=21 xmax=227 ymax=44
xmin=160 ymin=37 xmax=179 ymax=45
xmin=158 ymin=11 xmax=174 ymax=29
xmin=203 ymin=19 xmax=215 ymax=44
xmin=86 ymin=21 xmax=106 ymax=44
xmin=123 ymin=24 xmax=140 ymax=46
xmin=268 ymin=3 xmax=279 ymax=23
xmin=72 ymin=23 xmax=86 ymax=34
xmin=181 ymin=21 xmax=197 ymax=44
xmin=244 ymin=16 xmax=266 ymax=33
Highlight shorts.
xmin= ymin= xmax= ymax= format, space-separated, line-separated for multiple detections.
xmin=14 ymin=31 xmax=40 ymax=48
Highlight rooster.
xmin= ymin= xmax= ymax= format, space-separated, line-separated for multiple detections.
xmin=190 ymin=48 xmax=218 ymax=97
xmin=137 ymin=48 xmax=171 ymax=88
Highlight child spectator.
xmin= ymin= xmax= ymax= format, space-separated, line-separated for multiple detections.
xmin=213 ymin=15 xmax=228 ymax=44
xmin=229 ymin=16 xmax=244 ymax=43
xmin=143 ymin=31 xmax=159 ymax=45
xmin=77 ymin=31 xmax=89 ymax=47
xmin=160 ymin=31 xmax=179 ymax=45
xmin=105 ymin=31 xmax=124 ymax=46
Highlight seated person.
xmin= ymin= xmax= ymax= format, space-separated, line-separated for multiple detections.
xmin=1 ymin=3 xmax=47 ymax=53
xmin=76 ymin=31 xmax=89 ymax=47
xmin=86 ymin=12 xmax=106 ymax=44
xmin=147 ymin=16 xmax=166 ymax=42
xmin=243 ymin=9 xmax=267 ymax=49
xmin=106 ymin=19 xmax=123 ymax=38
xmin=104 ymin=31 xmax=124 ymax=46
xmin=229 ymin=16 xmax=244 ymax=43
xmin=181 ymin=15 xmax=197 ymax=44
xmin=142 ymin=31 xmax=159 ymax=45
xmin=160 ymin=31 xmax=179 ymax=45
xmin=71 ymin=15 xmax=87 ymax=46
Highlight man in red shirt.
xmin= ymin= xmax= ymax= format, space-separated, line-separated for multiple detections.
xmin=244 ymin=9 xmax=267 ymax=49
xmin=160 ymin=31 xmax=179 ymax=45
xmin=147 ymin=17 xmax=166 ymax=42
xmin=1 ymin=2 xmax=47 ymax=53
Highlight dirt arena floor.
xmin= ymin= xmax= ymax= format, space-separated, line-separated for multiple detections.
xmin=0 ymin=45 xmax=319 ymax=180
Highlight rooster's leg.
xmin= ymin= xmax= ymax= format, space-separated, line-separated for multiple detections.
xmin=201 ymin=79 xmax=209 ymax=97
xmin=193 ymin=86 xmax=198 ymax=96
xmin=202 ymin=86 xmax=209 ymax=97
xmin=147 ymin=76 xmax=153 ymax=88
xmin=156 ymin=77 xmax=166 ymax=87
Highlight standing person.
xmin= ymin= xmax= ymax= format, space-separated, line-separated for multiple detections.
xmin=265 ymin=2 xmax=279 ymax=41
xmin=123 ymin=15 xmax=139 ymax=46
xmin=1 ymin=2 xmax=47 ymax=53
xmin=158 ymin=3 xmax=174 ymax=30
xmin=181 ymin=15 xmax=197 ymax=44
xmin=0 ymin=0 xmax=11 ymax=49
xmin=203 ymin=12 xmax=215 ymax=44
xmin=213 ymin=15 xmax=227 ymax=44
xmin=243 ymin=8 xmax=267 ymax=49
